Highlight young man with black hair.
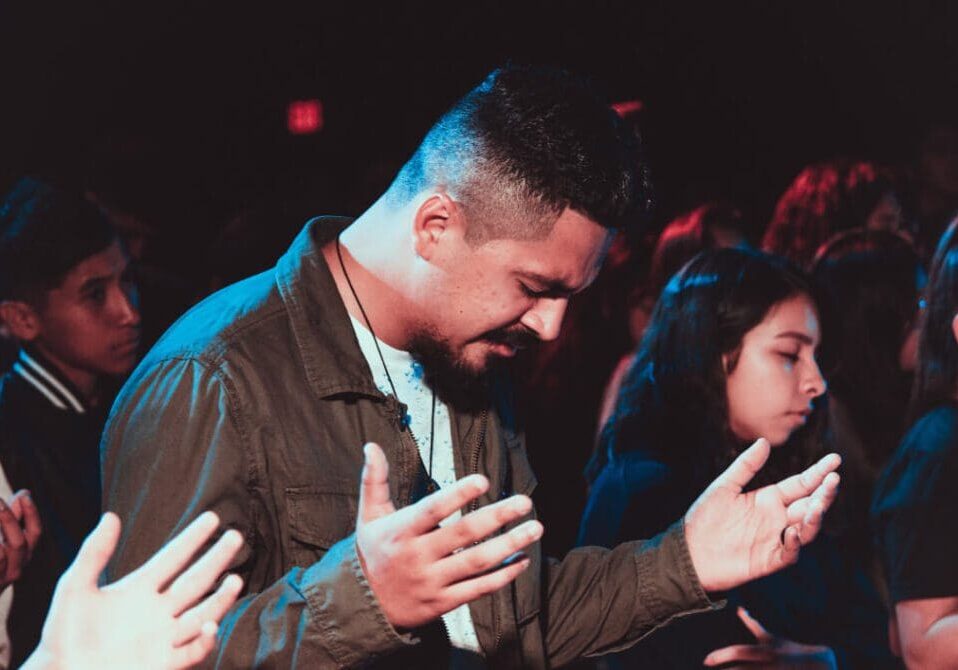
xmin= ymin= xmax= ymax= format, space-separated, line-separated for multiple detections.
xmin=0 ymin=178 xmax=141 ymax=667
xmin=102 ymin=67 xmax=840 ymax=668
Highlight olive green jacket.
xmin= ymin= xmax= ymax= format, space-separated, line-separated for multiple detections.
xmin=101 ymin=217 xmax=716 ymax=669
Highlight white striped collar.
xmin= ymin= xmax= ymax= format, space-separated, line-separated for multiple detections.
xmin=12 ymin=350 xmax=86 ymax=414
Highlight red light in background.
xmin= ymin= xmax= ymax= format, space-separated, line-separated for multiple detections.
xmin=611 ymin=100 xmax=644 ymax=117
xmin=287 ymin=99 xmax=324 ymax=135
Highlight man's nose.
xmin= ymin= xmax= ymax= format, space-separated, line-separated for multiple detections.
xmin=520 ymin=297 xmax=568 ymax=342
xmin=112 ymin=285 xmax=141 ymax=327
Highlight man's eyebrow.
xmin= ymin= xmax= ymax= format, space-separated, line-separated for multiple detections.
xmin=518 ymin=271 xmax=578 ymax=295
xmin=775 ymin=331 xmax=816 ymax=345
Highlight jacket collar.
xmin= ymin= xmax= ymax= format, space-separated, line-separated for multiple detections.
xmin=275 ymin=216 xmax=387 ymax=401
xmin=274 ymin=216 xmax=488 ymax=448
xmin=12 ymin=347 xmax=87 ymax=414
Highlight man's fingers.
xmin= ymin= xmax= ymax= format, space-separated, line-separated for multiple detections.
xmin=795 ymin=499 xmax=825 ymax=545
xmin=780 ymin=525 xmax=802 ymax=566
xmin=173 ymin=574 xmax=243 ymax=645
xmin=775 ymin=453 xmax=841 ymax=506
xmin=401 ymin=474 xmax=489 ymax=537
xmin=167 ymin=529 xmax=244 ymax=614
xmin=785 ymin=471 xmax=839 ymax=526
xmin=67 ymin=512 xmax=122 ymax=589
xmin=358 ymin=443 xmax=396 ymax=524
xmin=710 ymin=438 xmax=770 ymax=493
xmin=795 ymin=475 xmax=839 ymax=545
xmin=437 ymin=520 xmax=542 ymax=584
xmin=703 ymin=643 xmax=776 ymax=666
xmin=170 ymin=620 xmax=218 ymax=670
xmin=140 ymin=511 xmax=220 ymax=585
xmin=441 ymin=554 xmax=531 ymax=608
xmin=813 ymin=471 xmax=840 ymax=511
xmin=429 ymin=494 xmax=532 ymax=557
xmin=11 ymin=491 xmax=41 ymax=551
xmin=736 ymin=607 xmax=774 ymax=643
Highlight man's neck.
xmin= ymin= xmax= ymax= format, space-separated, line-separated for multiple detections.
xmin=321 ymin=211 xmax=419 ymax=351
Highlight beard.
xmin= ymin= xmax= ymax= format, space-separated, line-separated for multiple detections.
xmin=407 ymin=324 xmax=539 ymax=413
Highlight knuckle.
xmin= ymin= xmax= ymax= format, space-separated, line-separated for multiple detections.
xmin=454 ymin=515 xmax=481 ymax=542
xmin=494 ymin=501 xmax=519 ymax=524
xmin=466 ymin=549 xmax=491 ymax=573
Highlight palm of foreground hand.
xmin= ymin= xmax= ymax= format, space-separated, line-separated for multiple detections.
xmin=685 ymin=439 xmax=841 ymax=592
xmin=27 ymin=512 xmax=243 ymax=670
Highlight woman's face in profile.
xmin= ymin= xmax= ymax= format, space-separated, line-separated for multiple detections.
xmin=724 ymin=293 xmax=827 ymax=447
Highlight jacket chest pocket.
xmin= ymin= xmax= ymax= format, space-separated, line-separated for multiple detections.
xmin=284 ymin=485 xmax=359 ymax=567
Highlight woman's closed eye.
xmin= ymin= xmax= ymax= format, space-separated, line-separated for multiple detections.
xmin=777 ymin=351 xmax=800 ymax=364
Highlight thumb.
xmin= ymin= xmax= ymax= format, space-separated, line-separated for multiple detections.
xmin=710 ymin=438 xmax=770 ymax=493
xmin=65 ymin=512 xmax=121 ymax=589
xmin=358 ymin=443 xmax=396 ymax=524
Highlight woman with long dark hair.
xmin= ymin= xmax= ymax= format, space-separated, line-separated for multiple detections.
xmin=580 ymin=248 xmax=896 ymax=668
xmin=872 ymin=218 xmax=958 ymax=667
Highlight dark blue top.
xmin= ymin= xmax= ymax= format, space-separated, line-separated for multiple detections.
xmin=872 ymin=403 xmax=958 ymax=604
xmin=579 ymin=449 xmax=899 ymax=669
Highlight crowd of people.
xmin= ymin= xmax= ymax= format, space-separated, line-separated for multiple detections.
xmin=0 ymin=64 xmax=955 ymax=668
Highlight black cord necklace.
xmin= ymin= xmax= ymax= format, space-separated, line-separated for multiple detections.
xmin=335 ymin=235 xmax=437 ymax=478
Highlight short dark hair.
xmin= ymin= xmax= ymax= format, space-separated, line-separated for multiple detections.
xmin=388 ymin=65 xmax=651 ymax=242
xmin=911 ymin=217 xmax=958 ymax=421
xmin=588 ymin=248 xmax=824 ymax=489
xmin=0 ymin=177 xmax=117 ymax=304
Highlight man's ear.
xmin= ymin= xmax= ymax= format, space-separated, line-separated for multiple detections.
xmin=0 ymin=300 xmax=41 ymax=342
xmin=412 ymin=193 xmax=463 ymax=261
xmin=951 ymin=313 xmax=958 ymax=347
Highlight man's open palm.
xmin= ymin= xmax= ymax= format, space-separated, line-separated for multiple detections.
xmin=684 ymin=438 xmax=841 ymax=592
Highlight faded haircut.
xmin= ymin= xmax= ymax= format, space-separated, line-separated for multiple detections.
xmin=387 ymin=65 xmax=651 ymax=244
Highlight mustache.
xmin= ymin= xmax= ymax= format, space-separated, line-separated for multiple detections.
xmin=481 ymin=325 xmax=539 ymax=349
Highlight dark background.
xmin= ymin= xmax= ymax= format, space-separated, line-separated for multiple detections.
xmin=1 ymin=0 xmax=955 ymax=555
xmin=1 ymin=1 xmax=954 ymax=236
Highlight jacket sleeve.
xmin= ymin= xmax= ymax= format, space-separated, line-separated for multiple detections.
xmin=100 ymin=357 xmax=413 ymax=668
xmin=540 ymin=520 xmax=721 ymax=667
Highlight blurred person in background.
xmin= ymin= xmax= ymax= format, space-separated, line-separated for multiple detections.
xmin=0 ymin=178 xmax=141 ymax=667
xmin=762 ymin=159 xmax=904 ymax=269
xmin=811 ymin=229 xmax=926 ymax=594
xmin=901 ymin=123 xmax=958 ymax=262
xmin=873 ymin=217 xmax=958 ymax=667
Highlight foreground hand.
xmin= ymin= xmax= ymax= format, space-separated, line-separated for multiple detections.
xmin=685 ymin=438 xmax=840 ymax=592
xmin=0 ymin=489 xmax=42 ymax=588
xmin=23 ymin=511 xmax=244 ymax=670
xmin=703 ymin=607 xmax=837 ymax=669
xmin=356 ymin=442 xmax=540 ymax=629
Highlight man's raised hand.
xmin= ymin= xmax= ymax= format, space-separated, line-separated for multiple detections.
xmin=684 ymin=438 xmax=841 ymax=592
xmin=355 ymin=443 xmax=541 ymax=629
